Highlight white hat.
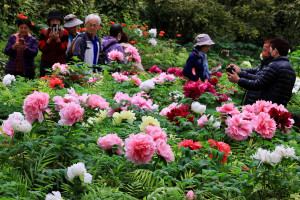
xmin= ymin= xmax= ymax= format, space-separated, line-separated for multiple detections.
xmin=64 ymin=14 xmax=83 ymax=28
xmin=194 ymin=34 xmax=215 ymax=47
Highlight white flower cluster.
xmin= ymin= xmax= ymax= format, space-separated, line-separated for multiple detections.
xmin=2 ymin=74 xmax=16 ymax=86
xmin=169 ymin=91 xmax=184 ymax=100
xmin=45 ymin=191 xmax=63 ymax=200
xmin=208 ymin=116 xmax=221 ymax=129
xmin=191 ymin=102 xmax=206 ymax=114
xmin=148 ymin=38 xmax=157 ymax=46
xmin=139 ymin=80 xmax=155 ymax=93
xmin=148 ymin=28 xmax=157 ymax=37
xmin=252 ymin=145 xmax=296 ymax=165
xmin=67 ymin=162 xmax=92 ymax=183
xmin=10 ymin=112 xmax=32 ymax=133
xmin=292 ymin=78 xmax=300 ymax=94
xmin=135 ymin=28 xmax=143 ymax=37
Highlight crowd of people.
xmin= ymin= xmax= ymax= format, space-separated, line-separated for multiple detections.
xmin=4 ymin=10 xmax=297 ymax=106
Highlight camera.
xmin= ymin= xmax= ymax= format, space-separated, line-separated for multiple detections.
xmin=19 ymin=38 xmax=25 ymax=44
xmin=226 ymin=64 xmax=235 ymax=74
xmin=52 ymin=24 xmax=59 ymax=35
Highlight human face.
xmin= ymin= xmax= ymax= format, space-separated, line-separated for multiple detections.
xmin=49 ymin=19 xmax=61 ymax=28
xmin=270 ymin=46 xmax=279 ymax=58
xmin=18 ymin=24 xmax=30 ymax=38
xmin=85 ymin=19 xmax=99 ymax=37
xmin=201 ymin=45 xmax=211 ymax=54
xmin=66 ymin=26 xmax=78 ymax=35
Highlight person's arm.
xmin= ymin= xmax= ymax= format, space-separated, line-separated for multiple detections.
xmin=4 ymin=35 xmax=17 ymax=56
xmin=72 ymin=37 xmax=85 ymax=62
xmin=238 ymin=64 xmax=279 ymax=90
xmin=55 ymin=29 xmax=69 ymax=52
xmin=183 ymin=55 xmax=201 ymax=81
xmin=38 ymin=29 xmax=50 ymax=52
xmin=24 ymin=37 xmax=38 ymax=57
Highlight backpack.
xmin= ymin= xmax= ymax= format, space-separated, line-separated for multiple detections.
xmin=98 ymin=41 xmax=117 ymax=65
xmin=66 ymin=34 xmax=87 ymax=62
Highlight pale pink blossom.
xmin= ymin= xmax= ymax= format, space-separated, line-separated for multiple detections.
xmin=241 ymin=111 xmax=256 ymax=121
xmin=58 ymin=102 xmax=84 ymax=126
xmin=112 ymin=72 xmax=130 ymax=83
xmin=131 ymin=96 xmax=153 ymax=110
xmin=165 ymin=74 xmax=176 ymax=82
xmin=252 ymin=112 xmax=276 ymax=138
xmin=2 ymin=119 xmax=14 ymax=138
xmin=97 ymin=134 xmax=124 ymax=154
xmin=87 ymin=94 xmax=109 ymax=109
xmin=242 ymin=105 xmax=253 ymax=113
xmin=186 ymin=190 xmax=195 ymax=199
xmin=197 ymin=115 xmax=208 ymax=127
xmin=225 ymin=115 xmax=253 ymax=140
xmin=216 ymin=103 xmax=240 ymax=116
xmin=156 ymin=139 xmax=174 ymax=162
xmin=159 ymin=103 xmax=179 ymax=116
xmin=124 ymin=132 xmax=156 ymax=164
xmin=131 ymin=75 xmax=142 ymax=86
xmin=108 ymin=49 xmax=124 ymax=61
xmin=125 ymin=45 xmax=141 ymax=62
xmin=23 ymin=91 xmax=50 ymax=124
xmin=145 ymin=125 xmax=167 ymax=142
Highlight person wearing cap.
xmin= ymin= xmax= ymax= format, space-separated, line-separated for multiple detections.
xmin=72 ymin=14 xmax=101 ymax=68
xmin=64 ymin=14 xmax=83 ymax=49
xmin=38 ymin=10 xmax=69 ymax=77
xmin=183 ymin=34 xmax=215 ymax=82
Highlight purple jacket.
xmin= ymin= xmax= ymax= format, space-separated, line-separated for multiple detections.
xmin=4 ymin=34 xmax=38 ymax=76
xmin=101 ymin=36 xmax=125 ymax=63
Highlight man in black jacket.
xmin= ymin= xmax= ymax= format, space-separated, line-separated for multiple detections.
xmin=227 ymin=38 xmax=296 ymax=106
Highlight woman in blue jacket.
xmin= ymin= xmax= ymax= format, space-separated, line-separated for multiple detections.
xmin=183 ymin=34 xmax=214 ymax=82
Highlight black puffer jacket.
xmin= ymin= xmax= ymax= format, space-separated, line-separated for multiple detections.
xmin=238 ymin=56 xmax=296 ymax=106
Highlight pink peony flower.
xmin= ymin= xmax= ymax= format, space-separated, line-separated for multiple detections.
xmin=241 ymin=111 xmax=256 ymax=121
xmin=108 ymin=49 xmax=124 ymax=61
xmin=159 ymin=103 xmax=179 ymax=116
xmin=197 ymin=115 xmax=208 ymax=127
xmin=87 ymin=94 xmax=109 ymax=109
xmin=145 ymin=125 xmax=167 ymax=142
xmin=125 ymin=45 xmax=141 ymax=62
xmin=242 ymin=104 xmax=253 ymax=113
xmin=225 ymin=115 xmax=252 ymax=140
xmin=124 ymin=133 xmax=156 ymax=164
xmin=149 ymin=65 xmax=162 ymax=74
xmin=156 ymin=139 xmax=174 ymax=162
xmin=58 ymin=102 xmax=84 ymax=126
xmin=23 ymin=91 xmax=50 ymax=124
xmin=97 ymin=134 xmax=124 ymax=154
xmin=251 ymin=100 xmax=273 ymax=115
xmin=2 ymin=119 xmax=14 ymax=138
xmin=131 ymin=75 xmax=142 ymax=86
xmin=112 ymin=72 xmax=130 ymax=83
xmin=252 ymin=112 xmax=276 ymax=138
xmin=131 ymin=96 xmax=153 ymax=110
xmin=216 ymin=103 xmax=240 ymax=116
xmin=186 ymin=190 xmax=195 ymax=199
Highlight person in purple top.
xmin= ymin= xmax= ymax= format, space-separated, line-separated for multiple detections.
xmin=4 ymin=17 xmax=38 ymax=79
xmin=101 ymin=24 xmax=125 ymax=64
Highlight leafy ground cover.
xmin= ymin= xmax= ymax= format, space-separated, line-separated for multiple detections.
xmin=0 ymin=25 xmax=300 ymax=200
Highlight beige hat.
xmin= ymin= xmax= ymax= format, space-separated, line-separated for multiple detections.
xmin=64 ymin=14 xmax=83 ymax=28
xmin=194 ymin=34 xmax=215 ymax=47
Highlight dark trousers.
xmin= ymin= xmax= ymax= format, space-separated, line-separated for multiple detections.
xmin=40 ymin=60 xmax=55 ymax=77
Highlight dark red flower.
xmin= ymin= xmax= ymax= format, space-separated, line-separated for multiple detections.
xmin=268 ymin=107 xmax=293 ymax=132
xmin=208 ymin=77 xmax=218 ymax=86
xmin=241 ymin=166 xmax=249 ymax=171
xmin=166 ymin=105 xmax=194 ymax=126
xmin=226 ymin=87 xmax=238 ymax=96
xmin=178 ymin=139 xmax=202 ymax=150
xmin=149 ymin=65 xmax=162 ymax=74
xmin=214 ymin=93 xmax=229 ymax=103
xmin=208 ymin=139 xmax=231 ymax=164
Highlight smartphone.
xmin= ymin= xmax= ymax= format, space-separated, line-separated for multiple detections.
xmin=226 ymin=65 xmax=235 ymax=74
xmin=52 ymin=24 xmax=59 ymax=35
xmin=209 ymin=65 xmax=222 ymax=75
xmin=19 ymin=38 xmax=25 ymax=44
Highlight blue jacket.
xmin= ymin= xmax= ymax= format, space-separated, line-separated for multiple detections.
xmin=183 ymin=50 xmax=205 ymax=81
xmin=238 ymin=56 xmax=296 ymax=106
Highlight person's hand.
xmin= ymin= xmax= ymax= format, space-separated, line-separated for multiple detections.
xmin=47 ymin=30 xmax=61 ymax=43
xmin=232 ymin=64 xmax=241 ymax=73
xmin=12 ymin=42 xmax=25 ymax=50
xmin=19 ymin=42 xmax=27 ymax=50
xmin=227 ymin=70 xmax=240 ymax=83
xmin=53 ymin=32 xmax=61 ymax=43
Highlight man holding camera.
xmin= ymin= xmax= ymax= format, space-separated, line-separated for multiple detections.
xmin=38 ymin=10 xmax=69 ymax=77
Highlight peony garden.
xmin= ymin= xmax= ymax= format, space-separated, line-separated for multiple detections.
xmin=1 ymin=1 xmax=300 ymax=200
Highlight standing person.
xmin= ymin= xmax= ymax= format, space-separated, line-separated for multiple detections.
xmin=183 ymin=34 xmax=215 ymax=82
xmin=4 ymin=16 xmax=38 ymax=79
xmin=101 ymin=24 xmax=125 ymax=64
xmin=227 ymin=38 xmax=296 ymax=106
xmin=72 ymin=14 xmax=101 ymax=68
xmin=38 ymin=10 xmax=69 ymax=77
xmin=63 ymin=14 xmax=83 ymax=49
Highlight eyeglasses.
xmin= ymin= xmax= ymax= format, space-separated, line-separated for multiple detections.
xmin=86 ymin=23 xmax=98 ymax=28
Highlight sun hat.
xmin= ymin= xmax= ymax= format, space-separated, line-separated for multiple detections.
xmin=194 ymin=34 xmax=215 ymax=47
xmin=64 ymin=14 xmax=83 ymax=28
xmin=47 ymin=10 xmax=63 ymax=24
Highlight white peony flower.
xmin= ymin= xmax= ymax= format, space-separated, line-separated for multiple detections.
xmin=148 ymin=38 xmax=157 ymax=46
xmin=212 ymin=121 xmax=221 ymax=129
xmin=148 ymin=28 xmax=157 ymax=37
xmin=67 ymin=162 xmax=87 ymax=181
xmin=83 ymin=172 xmax=93 ymax=183
xmin=8 ymin=112 xmax=24 ymax=121
xmin=191 ymin=102 xmax=206 ymax=114
xmin=11 ymin=119 xmax=32 ymax=133
xmin=152 ymin=104 xmax=159 ymax=111
xmin=139 ymin=80 xmax=155 ymax=93
xmin=135 ymin=28 xmax=143 ymax=37
xmin=274 ymin=144 xmax=296 ymax=158
xmin=45 ymin=191 xmax=63 ymax=200
xmin=252 ymin=148 xmax=282 ymax=165
xmin=241 ymin=61 xmax=251 ymax=68
xmin=2 ymin=74 xmax=16 ymax=86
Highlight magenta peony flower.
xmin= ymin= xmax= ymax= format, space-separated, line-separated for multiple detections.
xmin=156 ymin=139 xmax=174 ymax=162
xmin=252 ymin=112 xmax=276 ymax=138
xmin=186 ymin=190 xmax=195 ymax=199
xmin=58 ymin=102 xmax=84 ymax=126
xmin=23 ymin=91 xmax=50 ymax=124
xmin=145 ymin=125 xmax=167 ymax=142
xmin=97 ymin=134 xmax=124 ymax=154
xmin=131 ymin=75 xmax=142 ymax=86
xmin=108 ymin=49 xmax=124 ymax=61
xmin=124 ymin=133 xmax=156 ymax=164
xmin=225 ymin=115 xmax=252 ymax=141
xmin=197 ymin=115 xmax=208 ymax=127
xmin=87 ymin=94 xmax=109 ymax=109
xmin=149 ymin=65 xmax=162 ymax=74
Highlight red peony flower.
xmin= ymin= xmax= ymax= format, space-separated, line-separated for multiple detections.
xmin=208 ymin=139 xmax=230 ymax=164
xmin=49 ymin=77 xmax=64 ymax=89
xmin=226 ymin=87 xmax=238 ymax=96
xmin=160 ymin=31 xmax=165 ymax=34
xmin=166 ymin=105 xmax=194 ymax=126
xmin=149 ymin=65 xmax=162 ymax=74
xmin=178 ymin=139 xmax=202 ymax=150
xmin=18 ymin=14 xmax=28 ymax=19
xmin=159 ymin=33 xmax=164 ymax=37
xmin=214 ymin=93 xmax=229 ymax=103
xmin=130 ymin=41 xmax=136 ymax=44
xmin=131 ymin=25 xmax=137 ymax=28
xmin=268 ymin=107 xmax=294 ymax=132
xmin=208 ymin=77 xmax=218 ymax=86
xmin=99 ymin=26 xmax=103 ymax=29
xmin=140 ymin=26 xmax=146 ymax=31
xmin=122 ymin=23 xmax=126 ymax=27
xmin=177 ymin=34 xmax=181 ymax=37
xmin=109 ymin=21 xmax=115 ymax=24
xmin=31 ymin=22 xmax=35 ymax=26
xmin=145 ymin=25 xmax=149 ymax=28
xmin=143 ymin=32 xmax=148 ymax=36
